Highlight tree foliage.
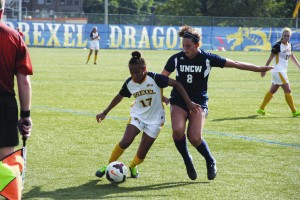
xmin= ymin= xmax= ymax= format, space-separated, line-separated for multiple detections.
xmin=83 ymin=0 xmax=104 ymax=13
xmin=155 ymin=0 xmax=296 ymax=18
xmin=83 ymin=0 xmax=154 ymax=15
xmin=83 ymin=0 xmax=299 ymax=18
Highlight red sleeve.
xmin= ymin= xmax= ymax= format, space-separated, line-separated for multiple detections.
xmin=19 ymin=32 xmax=24 ymax=38
xmin=15 ymin=39 xmax=33 ymax=75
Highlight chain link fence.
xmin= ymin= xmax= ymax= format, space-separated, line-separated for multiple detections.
xmin=7 ymin=11 xmax=299 ymax=28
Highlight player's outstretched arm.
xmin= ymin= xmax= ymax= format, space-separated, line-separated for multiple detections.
xmin=96 ymin=94 xmax=124 ymax=123
xmin=224 ymin=58 xmax=273 ymax=72
xmin=167 ymin=79 xmax=201 ymax=114
xmin=291 ymin=53 xmax=300 ymax=70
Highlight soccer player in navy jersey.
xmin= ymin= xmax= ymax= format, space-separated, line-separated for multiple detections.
xmin=161 ymin=25 xmax=273 ymax=180
xmin=0 ymin=0 xmax=33 ymax=160
xmin=95 ymin=51 xmax=201 ymax=178
xmin=257 ymin=27 xmax=300 ymax=117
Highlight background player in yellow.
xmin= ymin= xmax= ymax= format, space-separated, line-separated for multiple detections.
xmin=257 ymin=27 xmax=300 ymax=117
xmin=86 ymin=26 xmax=100 ymax=64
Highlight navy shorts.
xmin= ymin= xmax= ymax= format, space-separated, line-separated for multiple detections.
xmin=170 ymin=97 xmax=209 ymax=116
xmin=0 ymin=94 xmax=19 ymax=147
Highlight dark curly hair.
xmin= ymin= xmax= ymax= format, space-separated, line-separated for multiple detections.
xmin=129 ymin=51 xmax=146 ymax=68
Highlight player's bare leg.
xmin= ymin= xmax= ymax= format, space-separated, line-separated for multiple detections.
xmin=171 ymin=105 xmax=197 ymax=180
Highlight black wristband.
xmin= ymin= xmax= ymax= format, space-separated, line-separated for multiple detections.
xmin=20 ymin=110 xmax=30 ymax=118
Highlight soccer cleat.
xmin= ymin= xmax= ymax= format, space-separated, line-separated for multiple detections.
xmin=129 ymin=166 xmax=139 ymax=178
xmin=207 ymin=161 xmax=217 ymax=180
xmin=94 ymin=62 xmax=97 ymax=65
xmin=184 ymin=155 xmax=197 ymax=180
xmin=292 ymin=110 xmax=300 ymax=117
xmin=184 ymin=161 xmax=197 ymax=180
xmin=95 ymin=165 xmax=107 ymax=178
xmin=256 ymin=109 xmax=266 ymax=116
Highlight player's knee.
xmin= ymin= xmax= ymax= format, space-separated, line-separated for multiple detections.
xmin=136 ymin=153 xmax=146 ymax=160
xmin=187 ymin=134 xmax=202 ymax=147
xmin=285 ymin=89 xmax=292 ymax=93
xmin=172 ymin=129 xmax=185 ymax=140
xmin=119 ymin=140 xmax=131 ymax=149
xmin=172 ymin=125 xmax=185 ymax=135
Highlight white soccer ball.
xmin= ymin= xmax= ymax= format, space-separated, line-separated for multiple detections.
xmin=105 ymin=161 xmax=128 ymax=184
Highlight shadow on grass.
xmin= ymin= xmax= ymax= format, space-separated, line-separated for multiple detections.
xmin=23 ymin=179 xmax=209 ymax=199
xmin=211 ymin=115 xmax=259 ymax=121
xmin=211 ymin=114 xmax=292 ymax=121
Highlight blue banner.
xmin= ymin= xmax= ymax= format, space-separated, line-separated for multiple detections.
xmin=5 ymin=20 xmax=300 ymax=51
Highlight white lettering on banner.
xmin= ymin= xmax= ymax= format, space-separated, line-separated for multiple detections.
xmin=5 ymin=21 xmax=87 ymax=47
xmin=46 ymin=23 xmax=61 ymax=46
xmin=33 ymin=23 xmax=45 ymax=45
xmin=4 ymin=21 xmax=200 ymax=49
xmin=166 ymin=27 xmax=178 ymax=49
xmin=11 ymin=22 xmax=87 ymax=47
xmin=109 ymin=25 xmax=182 ymax=49
xmin=139 ymin=26 xmax=150 ymax=48
xmin=76 ymin=25 xmax=87 ymax=47
xmin=124 ymin=26 xmax=136 ymax=48
xmin=110 ymin=25 xmax=122 ymax=48
xmin=61 ymin=24 xmax=86 ymax=47
xmin=5 ymin=22 xmax=30 ymax=44
xmin=152 ymin=27 xmax=164 ymax=48
xmin=63 ymin=24 xmax=75 ymax=46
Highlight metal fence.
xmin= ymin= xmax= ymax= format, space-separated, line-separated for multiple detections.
xmin=6 ymin=11 xmax=299 ymax=28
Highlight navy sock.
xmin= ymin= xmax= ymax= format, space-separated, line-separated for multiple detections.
xmin=174 ymin=136 xmax=192 ymax=164
xmin=196 ymin=138 xmax=215 ymax=164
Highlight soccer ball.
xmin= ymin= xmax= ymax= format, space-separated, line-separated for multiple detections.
xmin=105 ymin=161 xmax=128 ymax=184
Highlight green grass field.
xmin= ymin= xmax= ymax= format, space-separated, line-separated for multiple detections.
xmin=17 ymin=48 xmax=300 ymax=199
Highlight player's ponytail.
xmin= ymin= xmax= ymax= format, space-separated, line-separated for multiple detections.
xmin=129 ymin=51 xmax=146 ymax=69
xmin=131 ymin=51 xmax=141 ymax=59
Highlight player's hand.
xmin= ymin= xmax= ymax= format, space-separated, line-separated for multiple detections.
xmin=260 ymin=71 xmax=266 ymax=78
xmin=162 ymin=96 xmax=170 ymax=105
xmin=261 ymin=66 xmax=273 ymax=72
xmin=96 ymin=112 xmax=107 ymax=123
xmin=18 ymin=117 xmax=32 ymax=139
xmin=187 ymin=102 xmax=201 ymax=114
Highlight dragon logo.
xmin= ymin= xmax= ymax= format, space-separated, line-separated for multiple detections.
xmin=226 ymin=27 xmax=271 ymax=51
